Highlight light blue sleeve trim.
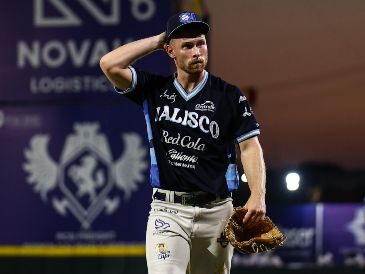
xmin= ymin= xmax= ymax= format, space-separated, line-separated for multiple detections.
xmin=236 ymin=129 xmax=260 ymax=143
xmin=113 ymin=66 xmax=137 ymax=94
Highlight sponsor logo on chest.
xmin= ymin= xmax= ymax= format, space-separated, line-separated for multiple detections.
xmin=160 ymin=89 xmax=176 ymax=103
xmin=155 ymin=105 xmax=220 ymax=139
xmin=195 ymin=101 xmax=215 ymax=112
xmin=161 ymin=130 xmax=206 ymax=151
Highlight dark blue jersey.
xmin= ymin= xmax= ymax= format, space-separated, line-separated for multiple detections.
xmin=115 ymin=66 xmax=260 ymax=196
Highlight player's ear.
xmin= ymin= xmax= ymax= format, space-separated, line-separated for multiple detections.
xmin=164 ymin=43 xmax=176 ymax=59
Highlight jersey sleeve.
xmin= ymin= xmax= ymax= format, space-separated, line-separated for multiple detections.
xmin=114 ymin=66 xmax=159 ymax=105
xmin=231 ymin=87 xmax=261 ymax=143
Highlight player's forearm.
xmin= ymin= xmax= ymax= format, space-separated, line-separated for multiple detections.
xmin=100 ymin=33 xmax=164 ymax=72
xmin=240 ymin=138 xmax=266 ymax=197
xmin=100 ymin=33 xmax=165 ymax=71
xmin=99 ymin=33 xmax=165 ymax=89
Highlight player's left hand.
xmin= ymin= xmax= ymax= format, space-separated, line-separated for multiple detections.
xmin=242 ymin=194 xmax=266 ymax=228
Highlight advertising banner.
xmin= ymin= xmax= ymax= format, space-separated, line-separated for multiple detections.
xmin=322 ymin=204 xmax=365 ymax=265
xmin=268 ymin=205 xmax=317 ymax=263
xmin=0 ymin=102 xmax=151 ymax=252
xmin=232 ymin=204 xmax=365 ymax=267
xmin=0 ymin=0 xmax=171 ymax=102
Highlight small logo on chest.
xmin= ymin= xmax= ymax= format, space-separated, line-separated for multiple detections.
xmin=195 ymin=101 xmax=215 ymax=112
xmin=160 ymin=89 xmax=176 ymax=103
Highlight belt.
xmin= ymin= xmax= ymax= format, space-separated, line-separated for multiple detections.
xmin=153 ymin=190 xmax=230 ymax=206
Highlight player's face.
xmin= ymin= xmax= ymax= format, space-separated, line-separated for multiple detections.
xmin=168 ymin=34 xmax=208 ymax=74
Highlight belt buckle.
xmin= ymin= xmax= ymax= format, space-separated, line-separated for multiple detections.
xmin=181 ymin=194 xmax=193 ymax=206
xmin=181 ymin=194 xmax=188 ymax=205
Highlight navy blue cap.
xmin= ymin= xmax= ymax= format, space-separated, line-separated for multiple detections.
xmin=166 ymin=12 xmax=210 ymax=43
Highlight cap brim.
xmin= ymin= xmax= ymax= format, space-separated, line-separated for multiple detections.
xmin=167 ymin=21 xmax=210 ymax=42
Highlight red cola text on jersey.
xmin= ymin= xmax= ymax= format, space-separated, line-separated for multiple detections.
xmin=161 ymin=130 xmax=206 ymax=152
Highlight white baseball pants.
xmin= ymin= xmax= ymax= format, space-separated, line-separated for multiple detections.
xmin=146 ymin=189 xmax=234 ymax=274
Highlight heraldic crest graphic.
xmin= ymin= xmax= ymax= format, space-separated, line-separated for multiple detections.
xmin=23 ymin=123 xmax=148 ymax=229
xmin=347 ymin=207 xmax=365 ymax=245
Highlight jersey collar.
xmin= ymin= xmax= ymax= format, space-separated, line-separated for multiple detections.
xmin=173 ymin=70 xmax=208 ymax=101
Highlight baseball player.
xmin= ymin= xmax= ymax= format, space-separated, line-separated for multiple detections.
xmin=100 ymin=11 xmax=266 ymax=274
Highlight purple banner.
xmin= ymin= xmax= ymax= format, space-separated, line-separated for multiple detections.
xmin=269 ymin=205 xmax=317 ymax=263
xmin=322 ymin=204 xmax=365 ymax=265
xmin=0 ymin=0 xmax=170 ymax=102
xmin=232 ymin=204 xmax=365 ymax=267
xmin=0 ymin=101 xmax=152 ymax=245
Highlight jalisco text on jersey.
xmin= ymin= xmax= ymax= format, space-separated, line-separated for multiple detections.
xmin=161 ymin=130 xmax=206 ymax=151
xmin=155 ymin=106 xmax=219 ymax=138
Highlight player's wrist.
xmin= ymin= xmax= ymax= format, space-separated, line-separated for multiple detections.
xmin=155 ymin=32 xmax=166 ymax=50
xmin=249 ymin=186 xmax=266 ymax=196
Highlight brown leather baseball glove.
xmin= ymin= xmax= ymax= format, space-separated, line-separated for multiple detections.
xmin=224 ymin=207 xmax=286 ymax=254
